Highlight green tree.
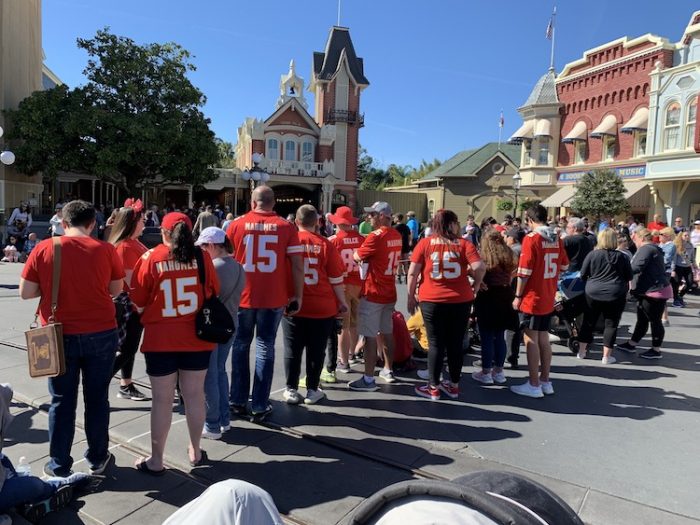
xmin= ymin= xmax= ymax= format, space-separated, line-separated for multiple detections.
xmin=215 ymin=138 xmax=236 ymax=168
xmin=6 ymin=28 xmax=219 ymax=195
xmin=357 ymin=146 xmax=388 ymax=190
xmin=569 ymin=169 xmax=629 ymax=222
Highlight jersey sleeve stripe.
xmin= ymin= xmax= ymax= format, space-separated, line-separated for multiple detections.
xmin=517 ymin=267 xmax=533 ymax=276
xmin=328 ymin=276 xmax=344 ymax=285
xmin=286 ymin=246 xmax=303 ymax=254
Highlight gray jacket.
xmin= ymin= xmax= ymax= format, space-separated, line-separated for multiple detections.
xmin=630 ymin=243 xmax=670 ymax=296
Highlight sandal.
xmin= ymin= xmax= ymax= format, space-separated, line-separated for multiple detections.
xmin=135 ymin=459 xmax=166 ymax=477
xmin=189 ymin=449 xmax=208 ymax=468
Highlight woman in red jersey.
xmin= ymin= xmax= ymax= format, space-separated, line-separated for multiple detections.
xmin=407 ymin=210 xmax=485 ymax=401
xmin=109 ymin=204 xmax=149 ymax=401
xmin=130 ymin=213 xmax=219 ymax=475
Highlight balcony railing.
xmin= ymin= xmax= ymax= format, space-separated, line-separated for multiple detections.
xmin=259 ymin=159 xmax=331 ymax=177
xmin=326 ymin=109 xmax=365 ymax=127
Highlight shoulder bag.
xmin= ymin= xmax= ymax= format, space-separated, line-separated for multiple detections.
xmin=25 ymin=237 xmax=65 ymax=378
xmin=194 ymin=248 xmax=235 ymax=344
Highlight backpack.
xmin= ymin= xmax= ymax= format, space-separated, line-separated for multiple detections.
xmin=391 ymin=311 xmax=413 ymax=365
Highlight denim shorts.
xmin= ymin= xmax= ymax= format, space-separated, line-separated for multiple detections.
xmin=144 ymin=350 xmax=213 ymax=377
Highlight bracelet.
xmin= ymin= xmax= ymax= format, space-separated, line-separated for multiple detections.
xmin=515 ymin=295 xmax=522 ymax=299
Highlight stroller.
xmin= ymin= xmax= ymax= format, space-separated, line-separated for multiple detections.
xmin=552 ymin=271 xmax=586 ymax=355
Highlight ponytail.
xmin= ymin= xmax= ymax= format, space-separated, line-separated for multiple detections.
xmin=170 ymin=222 xmax=196 ymax=263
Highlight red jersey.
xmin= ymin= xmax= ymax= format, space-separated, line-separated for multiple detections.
xmin=517 ymin=229 xmax=569 ymax=315
xmin=329 ymin=229 xmax=364 ymax=287
xmin=130 ymin=245 xmax=219 ymax=352
xmin=115 ymin=238 xmax=148 ymax=291
xmin=294 ymin=230 xmax=345 ymax=319
xmin=356 ymin=226 xmax=402 ymax=304
xmin=227 ymin=210 xmax=302 ymax=309
xmin=22 ymin=236 xmax=125 ymax=335
xmin=410 ymin=236 xmax=481 ymax=303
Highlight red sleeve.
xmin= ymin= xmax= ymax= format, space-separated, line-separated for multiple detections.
xmin=462 ymin=239 xmax=481 ymax=265
xmin=21 ymin=240 xmax=46 ymax=282
xmin=203 ymin=250 xmax=220 ymax=298
xmin=559 ymin=240 xmax=570 ymax=271
xmin=357 ymin=231 xmax=379 ymax=260
xmin=517 ymin=235 xmax=535 ymax=278
xmin=410 ymin=238 xmax=427 ymax=264
xmin=326 ymin=241 xmax=345 ymax=285
xmin=130 ymin=252 xmax=154 ymax=309
xmin=286 ymin=225 xmax=303 ymax=256
xmin=117 ymin=243 xmax=141 ymax=271
xmin=107 ymin=244 xmax=126 ymax=280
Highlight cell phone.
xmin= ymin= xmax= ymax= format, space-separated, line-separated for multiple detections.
xmin=286 ymin=300 xmax=299 ymax=314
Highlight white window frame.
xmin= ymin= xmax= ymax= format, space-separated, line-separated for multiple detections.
xmin=685 ymin=99 xmax=697 ymax=149
xmin=663 ymin=102 xmax=681 ymax=151
xmin=574 ymin=141 xmax=587 ymax=164
xmin=284 ymin=140 xmax=297 ymax=161
xmin=634 ymin=132 xmax=647 ymax=158
xmin=523 ymin=140 xmax=533 ymax=166
xmin=302 ymin=142 xmax=314 ymax=162
xmin=603 ymin=135 xmax=616 ymax=161
xmin=267 ymin=138 xmax=279 ymax=160
xmin=537 ymin=138 xmax=549 ymax=166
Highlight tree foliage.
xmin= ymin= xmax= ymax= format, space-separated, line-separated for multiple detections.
xmin=357 ymin=146 xmax=442 ymax=190
xmin=215 ymin=138 xmax=236 ymax=168
xmin=569 ymin=169 xmax=629 ymax=220
xmin=5 ymin=28 xmax=219 ymax=195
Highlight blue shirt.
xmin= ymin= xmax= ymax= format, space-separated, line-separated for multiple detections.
xmin=406 ymin=218 xmax=419 ymax=241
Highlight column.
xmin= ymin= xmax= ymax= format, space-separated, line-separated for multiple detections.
xmin=91 ymin=180 xmax=96 ymax=204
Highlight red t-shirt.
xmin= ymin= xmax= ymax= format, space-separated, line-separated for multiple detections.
xmin=356 ymin=226 xmax=402 ymax=304
xmin=517 ymin=230 xmax=570 ymax=315
xmin=130 ymin=245 xmax=219 ymax=352
xmin=294 ymin=230 xmax=345 ymax=319
xmin=115 ymin=238 xmax=148 ymax=291
xmin=22 ymin=236 xmax=125 ymax=335
xmin=410 ymin=236 xmax=481 ymax=303
xmin=227 ymin=210 xmax=302 ymax=309
xmin=329 ymin=229 xmax=364 ymax=287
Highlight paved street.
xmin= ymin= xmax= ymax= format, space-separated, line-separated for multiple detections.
xmin=0 ymin=261 xmax=699 ymax=524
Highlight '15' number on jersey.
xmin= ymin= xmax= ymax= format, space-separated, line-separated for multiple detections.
xmin=242 ymin=234 xmax=278 ymax=273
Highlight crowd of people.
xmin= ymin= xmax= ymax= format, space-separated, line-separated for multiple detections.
xmin=1 ymin=187 xmax=698 ymax=519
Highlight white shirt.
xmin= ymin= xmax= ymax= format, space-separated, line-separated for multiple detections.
xmin=50 ymin=214 xmax=65 ymax=236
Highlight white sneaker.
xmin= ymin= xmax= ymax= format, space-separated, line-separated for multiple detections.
xmin=304 ymin=388 xmax=326 ymax=405
xmin=336 ymin=362 xmax=352 ymax=374
xmin=471 ymin=371 xmax=494 ymax=385
xmin=202 ymin=429 xmax=222 ymax=440
xmin=601 ymin=356 xmax=617 ymax=365
xmin=492 ymin=371 xmax=507 ymax=384
xmin=417 ymin=369 xmax=429 ymax=380
xmin=510 ymin=381 xmax=544 ymax=398
xmin=662 ymin=319 xmax=670 ymax=327
xmin=378 ymin=369 xmax=396 ymax=383
xmin=576 ymin=352 xmax=586 ymax=360
xmin=221 ymin=424 xmax=231 ymax=432
xmin=283 ymin=388 xmax=302 ymax=405
xmin=540 ymin=381 xmax=554 ymax=395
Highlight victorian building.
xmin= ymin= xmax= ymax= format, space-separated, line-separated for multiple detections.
xmin=234 ymin=26 xmax=368 ymax=218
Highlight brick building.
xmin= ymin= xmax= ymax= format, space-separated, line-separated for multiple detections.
xmin=234 ymin=26 xmax=368 ymax=218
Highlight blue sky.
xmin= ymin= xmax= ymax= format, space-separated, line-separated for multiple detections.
xmin=43 ymin=1 xmax=694 ymax=169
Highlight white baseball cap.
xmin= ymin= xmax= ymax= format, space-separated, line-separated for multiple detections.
xmin=364 ymin=201 xmax=393 ymax=217
xmin=195 ymin=227 xmax=226 ymax=245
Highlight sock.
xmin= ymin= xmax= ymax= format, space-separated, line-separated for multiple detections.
xmin=364 ymin=375 xmax=374 ymax=383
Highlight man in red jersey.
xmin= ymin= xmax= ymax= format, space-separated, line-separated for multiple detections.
xmin=226 ymin=186 xmax=304 ymax=421
xmin=511 ymin=205 xmax=569 ymax=399
xmin=326 ymin=206 xmax=363 ymax=375
xmin=349 ymin=202 xmax=403 ymax=391
xmin=20 ymin=200 xmax=125 ymax=477
xmin=282 ymin=205 xmax=348 ymax=405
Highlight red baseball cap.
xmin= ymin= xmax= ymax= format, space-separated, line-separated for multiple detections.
xmin=161 ymin=212 xmax=192 ymax=231
xmin=494 ymin=225 xmax=506 ymax=233
xmin=328 ymin=206 xmax=359 ymax=225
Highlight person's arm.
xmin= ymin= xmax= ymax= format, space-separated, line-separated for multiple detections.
xmin=354 ymin=232 xmax=377 ymax=263
xmin=288 ymin=254 xmax=304 ymax=314
xmin=469 ymin=261 xmax=486 ymax=295
xmin=513 ymin=236 xmax=533 ymax=310
xmin=630 ymin=245 xmax=649 ymax=275
xmin=108 ymin=279 xmax=123 ymax=297
xmin=579 ymin=252 xmax=592 ymax=281
xmin=407 ymin=261 xmax=422 ymax=314
xmin=8 ymin=209 xmax=19 ymax=225
xmin=19 ymin=278 xmax=40 ymax=299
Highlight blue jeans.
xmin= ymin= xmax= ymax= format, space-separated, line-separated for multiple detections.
xmin=478 ymin=327 xmax=507 ymax=370
xmin=47 ymin=329 xmax=118 ymax=474
xmin=204 ymin=336 xmax=232 ymax=432
xmin=0 ymin=456 xmax=54 ymax=512
xmin=230 ymin=307 xmax=284 ymax=413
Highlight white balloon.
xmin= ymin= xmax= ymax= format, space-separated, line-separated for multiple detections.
xmin=0 ymin=151 xmax=15 ymax=165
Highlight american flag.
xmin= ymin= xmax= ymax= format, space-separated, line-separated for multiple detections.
xmin=546 ymin=18 xmax=553 ymax=40
xmin=499 ymin=111 xmax=504 ymax=129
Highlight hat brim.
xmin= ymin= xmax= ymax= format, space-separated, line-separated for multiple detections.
xmin=329 ymin=214 xmax=359 ymax=225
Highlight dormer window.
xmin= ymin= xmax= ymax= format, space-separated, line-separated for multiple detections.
xmin=267 ymin=139 xmax=279 ymax=160
xmin=537 ymin=138 xmax=550 ymax=166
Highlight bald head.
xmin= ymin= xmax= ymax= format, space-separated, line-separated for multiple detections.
xmin=252 ymin=185 xmax=275 ymax=211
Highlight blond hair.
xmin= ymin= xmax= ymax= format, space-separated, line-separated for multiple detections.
xmin=634 ymin=228 xmax=653 ymax=242
xmin=596 ymin=228 xmax=617 ymax=250
xmin=479 ymin=229 xmax=516 ymax=273
xmin=296 ymin=204 xmax=318 ymax=228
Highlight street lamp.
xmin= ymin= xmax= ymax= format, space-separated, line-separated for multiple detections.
xmin=0 ymin=126 xmax=16 ymax=166
xmin=241 ymin=152 xmax=270 ymax=191
xmin=512 ymin=171 xmax=522 ymax=218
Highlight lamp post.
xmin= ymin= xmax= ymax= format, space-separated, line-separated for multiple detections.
xmin=0 ymin=126 xmax=16 ymax=166
xmin=512 ymin=171 xmax=522 ymax=218
xmin=241 ymin=153 xmax=270 ymax=193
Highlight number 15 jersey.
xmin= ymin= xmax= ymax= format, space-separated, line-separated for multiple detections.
xmin=517 ymin=230 xmax=569 ymax=315
xmin=356 ymin=226 xmax=403 ymax=304
xmin=227 ymin=210 xmax=302 ymax=309
xmin=410 ymin=236 xmax=481 ymax=303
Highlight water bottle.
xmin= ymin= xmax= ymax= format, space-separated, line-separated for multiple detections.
xmin=16 ymin=457 xmax=31 ymax=477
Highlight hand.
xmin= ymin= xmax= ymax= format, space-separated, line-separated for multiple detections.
xmin=671 ymin=271 xmax=676 ymax=279
xmin=337 ymin=302 xmax=348 ymax=316
xmin=407 ymin=295 xmax=418 ymax=315
xmin=286 ymin=297 xmax=302 ymax=316
xmin=479 ymin=282 xmax=488 ymax=291
xmin=512 ymin=297 xmax=522 ymax=311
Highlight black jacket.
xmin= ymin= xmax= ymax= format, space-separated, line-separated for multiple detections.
xmin=630 ymin=243 xmax=670 ymax=296
xmin=580 ymin=249 xmax=632 ymax=301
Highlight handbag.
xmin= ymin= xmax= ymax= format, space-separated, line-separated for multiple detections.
xmin=194 ymin=248 xmax=235 ymax=344
xmin=25 ymin=237 xmax=65 ymax=378
xmin=645 ymin=284 xmax=673 ymax=300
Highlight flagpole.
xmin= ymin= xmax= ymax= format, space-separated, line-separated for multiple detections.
xmin=549 ymin=6 xmax=557 ymax=70
xmin=337 ymin=0 xmax=341 ymax=25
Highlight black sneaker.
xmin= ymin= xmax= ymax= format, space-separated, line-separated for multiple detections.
xmin=43 ymin=462 xmax=73 ymax=478
xmin=89 ymin=452 xmax=114 ymax=475
xmin=118 ymin=384 xmax=149 ymax=401
xmin=229 ymin=403 xmax=249 ymax=418
xmin=507 ymin=356 xmax=519 ymax=370
xmin=616 ymin=342 xmax=637 ymax=353
xmin=639 ymin=349 xmax=662 ymax=360
xmin=250 ymin=405 xmax=273 ymax=423
xmin=20 ymin=485 xmax=73 ymax=524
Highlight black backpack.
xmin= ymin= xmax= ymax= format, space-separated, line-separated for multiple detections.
xmin=194 ymin=248 xmax=235 ymax=344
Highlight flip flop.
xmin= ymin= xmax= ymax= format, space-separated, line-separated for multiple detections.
xmin=189 ymin=449 xmax=208 ymax=468
xmin=135 ymin=459 xmax=166 ymax=477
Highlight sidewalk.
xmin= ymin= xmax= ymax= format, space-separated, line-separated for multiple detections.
xmin=1 ymin=261 xmax=699 ymax=524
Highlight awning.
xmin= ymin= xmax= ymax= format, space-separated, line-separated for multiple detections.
xmin=623 ymin=180 xmax=650 ymax=208
xmin=534 ymin=119 xmax=552 ymax=138
xmin=508 ymin=120 xmax=534 ymax=144
xmin=540 ymin=185 xmax=577 ymax=208
xmin=621 ymin=107 xmax=649 ymax=134
xmin=590 ymin=114 xmax=618 ymax=138
xmin=562 ymin=121 xmax=588 ymax=143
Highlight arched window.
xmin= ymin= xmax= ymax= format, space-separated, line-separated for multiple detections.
xmin=284 ymin=140 xmax=296 ymax=161
xmin=302 ymin=142 xmax=314 ymax=162
xmin=267 ymin=138 xmax=279 ymax=160
xmin=686 ymin=99 xmax=697 ymax=149
xmin=663 ymin=103 xmax=681 ymax=151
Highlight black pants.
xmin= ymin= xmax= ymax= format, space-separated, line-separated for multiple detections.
xmin=631 ymin=296 xmax=666 ymax=348
xmin=325 ymin=330 xmax=338 ymax=372
xmin=420 ymin=301 xmax=471 ymax=386
xmin=112 ymin=312 xmax=143 ymax=380
xmin=672 ymin=266 xmax=694 ymax=299
xmin=579 ymin=296 xmax=626 ymax=348
xmin=283 ymin=316 xmax=335 ymax=391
